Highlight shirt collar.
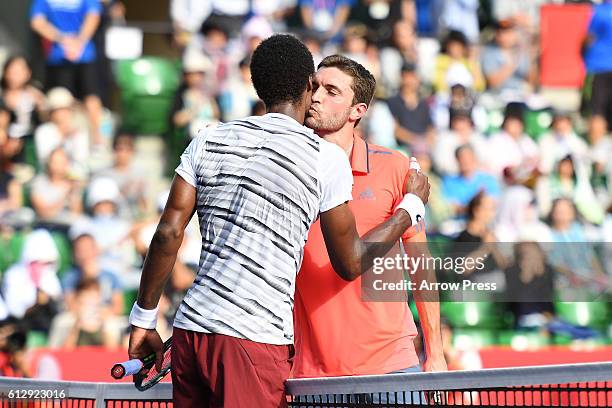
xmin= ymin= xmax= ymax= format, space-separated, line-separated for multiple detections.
xmin=350 ymin=133 xmax=369 ymax=174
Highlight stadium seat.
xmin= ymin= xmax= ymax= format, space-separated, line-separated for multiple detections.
xmin=524 ymin=108 xmax=554 ymax=141
xmin=115 ymin=57 xmax=182 ymax=135
xmin=441 ymin=302 xmax=505 ymax=329
xmin=26 ymin=331 xmax=49 ymax=348
xmin=555 ymin=301 xmax=609 ymax=329
xmin=123 ymin=289 xmax=138 ymax=316
xmin=50 ymin=232 xmax=72 ymax=277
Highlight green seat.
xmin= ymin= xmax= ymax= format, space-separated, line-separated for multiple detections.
xmin=555 ymin=301 xmax=609 ymax=329
xmin=115 ymin=57 xmax=181 ymax=135
xmin=123 ymin=289 xmax=139 ymax=316
xmin=0 ymin=232 xmax=27 ymax=272
xmin=498 ymin=330 xmax=550 ymax=349
xmin=524 ymin=108 xmax=553 ymax=141
xmin=442 ymin=302 xmax=504 ymax=329
xmin=50 ymin=232 xmax=72 ymax=277
xmin=26 ymin=331 xmax=49 ymax=348
xmin=452 ymin=328 xmax=497 ymax=349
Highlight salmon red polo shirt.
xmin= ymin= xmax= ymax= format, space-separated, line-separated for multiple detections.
xmin=293 ymin=133 xmax=424 ymax=378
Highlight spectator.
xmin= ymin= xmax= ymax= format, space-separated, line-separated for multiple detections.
xmin=0 ymin=318 xmax=29 ymax=377
xmin=72 ymin=177 xmax=137 ymax=282
xmin=30 ymin=0 xmax=105 ymax=146
xmin=547 ymin=198 xmax=607 ymax=294
xmin=0 ymin=56 xmax=45 ymax=158
xmin=433 ymin=108 xmax=488 ymax=176
xmin=433 ymin=30 xmax=484 ymax=94
xmin=249 ymin=0 xmax=296 ymax=32
xmin=492 ymin=0 xmax=546 ymax=32
xmin=184 ymin=22 xmax=237 ymax=98
xmin=481 ymin=20 xmax=533 ymax=96
xmin=299 ymin=0 xmax=354 ymax=42
xmin=583 ymin=0 xmax=612 ymax=126
xmin=387 ymin=62 xmax=435 ymax=150
xmin=504 ymin=241 xmax=555 ymax=329
xmin=453 ymin=192 xmax=508 ymax=280
xmin=432 ymin=82 xmax=488 ymax=133
xmin=95 ymin=132 xmax=148 ymax=219
xmin=219 ymin=57 xmax=259 ymax=122
xmin=588 ymin=115 xmax=611 ymax=205
xmin=34 ymin=87 xmax=90 ymax=180
xmin=340 ymin=24 xmax=381 ymax=82
xmin=56 ymin=278 xmax=120 ymax=349
xmin=438 ymin=0 xmax=479 ymax=43
xmin=355 ymin=0 xmax=415 ymax=45
xmin=30 ymin=147 xmax=84 ymax=227
xmin=61 ymin=233 xmax=123 ymax=315
xmin=442 ymin=144 xmax=501 ymax=214
xmin=379 ymin=20 xmax=418 ymax=96
xmin=538 ymin=112 xmax=589 ymax=177
xmin=171 ymin=52 xmax=219 ymax=139
xmin=0 ymin=161 xmax=23 ymax=223
xmin=486 ymin=107 xmax=539 ymax=180
xmin=495 ymin=181 xmax=550 ymax=243
xmin=170 ymin=0 xmax=213 ymax=49
xmin=1 ymin=229 xmax=61 ymax=330
xmin=536 ymin=155 xmax=603 ymax=225
xmin=241 ymin=16 xmax=274 ymax=57
xmin=602 ymin=203 xmax=612 ymax=275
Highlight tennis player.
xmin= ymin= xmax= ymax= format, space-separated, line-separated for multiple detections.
xmin=127 ymin=35 xmax=430 ymax=407
xmin=294 ymin=55 xmax=447 ymax=381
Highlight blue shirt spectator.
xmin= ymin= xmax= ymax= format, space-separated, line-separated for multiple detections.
xmin=584 ymin=1 xmax=612 ymax=74
xmin=30 ymin=0 xmax=101 ymax=65
xmin=299 ymin=0 xmax=354 ymax=37
xmin=442 ymin=144 xmax=501 ymax=209
xmin=62 ymin=268 xmax=122 ymax=306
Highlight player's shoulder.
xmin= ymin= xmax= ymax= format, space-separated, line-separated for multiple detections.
xmin=367 ymin=142 xmax=410 ymax=168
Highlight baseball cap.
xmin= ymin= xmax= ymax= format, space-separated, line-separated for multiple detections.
xmin=183 ymin=52 xmax=212 ymax=73
xmin=86 ymin=177 xmax=121 ymax=209
xmin=46 ymin=87 xmax=74 ymax=111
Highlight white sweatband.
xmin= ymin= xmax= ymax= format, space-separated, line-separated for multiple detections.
xmin=129 ymin=302 xmax=159 ymax=330
xmin=395 ymin=193 xmax=426 ymax=227
xmin=410 ymin=157 xmax=421 ymax=171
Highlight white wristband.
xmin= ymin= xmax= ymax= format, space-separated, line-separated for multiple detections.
xmin=395 ymin=193 xmax=425 ymax=227
xmin=129 ymin=302 xmax=159 ymax=330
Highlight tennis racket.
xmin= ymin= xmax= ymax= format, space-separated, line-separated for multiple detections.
xmin=111 ymin=337 xmax=172 ymax=391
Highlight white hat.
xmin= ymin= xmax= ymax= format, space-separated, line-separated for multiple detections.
xmin=242 ymin=16 xmax=273 ymax=41
xmin=87 ymin=177 xmax=121 ymax=209
xmin=46 ymin=87 xmax=74 ymax=111
xmin=21 ymin=229 xmax=59 ymax=264
xmin=183 ymin=52 xmax=212 ymax=73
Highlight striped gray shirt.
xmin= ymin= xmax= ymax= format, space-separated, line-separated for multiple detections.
xmin=173 ymin=113 xmax=353 ymax=344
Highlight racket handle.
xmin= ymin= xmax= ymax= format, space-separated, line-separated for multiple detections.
xmin=111 ymin=359 xmax=144 ymax=379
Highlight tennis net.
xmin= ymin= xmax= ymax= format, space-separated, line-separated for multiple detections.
xmin=0 ymin=362 xmax=610 ymax=407
xmin=286 ymin=362 xmax=612 ymax=407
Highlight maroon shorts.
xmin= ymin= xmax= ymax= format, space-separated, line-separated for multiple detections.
xmin=171 ymin=327 xmax=294 ymax=407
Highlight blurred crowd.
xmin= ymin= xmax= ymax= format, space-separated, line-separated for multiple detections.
xmin=0 ymin=0 xmax=611 ymax=376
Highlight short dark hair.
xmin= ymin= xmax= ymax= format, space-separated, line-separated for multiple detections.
xmin=112 ymin=130 xmax=135 ymax=150
xmin=250 ymin=34 xmax=314 ymax=107
xmin=317 ymin=54 xmax=376 ymax=107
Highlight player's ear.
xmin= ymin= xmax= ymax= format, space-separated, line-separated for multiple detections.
xmin=307 ymin=75 xmax=313 ymax=92
xmin=350 ymin=103 xmax=368 ymax=123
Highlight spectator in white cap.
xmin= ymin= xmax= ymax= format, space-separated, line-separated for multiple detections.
xmin=1 ymin=229 xmax=62 ymax=327
xmin=241 ymin=16 xmax=274 ymax=56
xmin=171 ymin=52 xmax=220 ymax=139
xmin=71 ymin=177 xmax=137 ymax=282
xmin=34 ymin=87 xmax=90 ymax=180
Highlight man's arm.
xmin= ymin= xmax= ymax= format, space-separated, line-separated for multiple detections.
xmin=31 ymin=15 xmax=63 ymax=43
xmin=128 ymin=175 xmax=195 ymax=366
xmin=405 ymin=237 xmax=447 ymax=372
xmin=320 ymin=169 xmax=430 ymax=281
xmin=136 ymin=175 xmax=196 ymax=309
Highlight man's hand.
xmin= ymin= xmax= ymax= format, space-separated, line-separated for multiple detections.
xmin=128 ymin=326 xmax=164 ymax=372
xmin=423 ymin=354 xmax=448 ymax=372
xmin=405 ymin=169 xmax=430 ymax=204
xmin=61 ymin=36 xmax=84 ymax=61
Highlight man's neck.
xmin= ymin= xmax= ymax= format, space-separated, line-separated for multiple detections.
xmin=318 ymin=125 xmax=354 ymax=158
xmin=268 ymin=102 xmax=306 ymax=125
